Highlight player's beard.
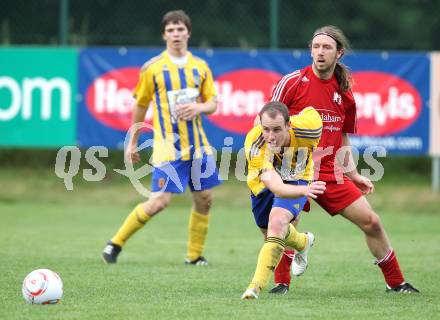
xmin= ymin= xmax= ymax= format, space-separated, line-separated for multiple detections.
xmin=313 ymin=59 xmax=337 ymax=77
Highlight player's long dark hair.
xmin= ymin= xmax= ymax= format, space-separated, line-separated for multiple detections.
xmin=311 ymin=26 xmax=353 ymax=92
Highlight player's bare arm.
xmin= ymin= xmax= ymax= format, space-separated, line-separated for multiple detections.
xmin=341 ymin=133 xmax=374 ymax=194
xmin=260 ymin=168 xmax=326 ymax=199
xmin=126 ymin=102 xmax=148 ymax=164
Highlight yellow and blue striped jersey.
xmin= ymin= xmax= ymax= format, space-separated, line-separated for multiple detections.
xmin=133 ymin=50 xmax=217 ymax=165
xmin=245 ymin=107 xmax=323 ymax=196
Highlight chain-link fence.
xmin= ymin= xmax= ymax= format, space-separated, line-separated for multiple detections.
xmin=1 ymin=0 xmax=440 ymax=50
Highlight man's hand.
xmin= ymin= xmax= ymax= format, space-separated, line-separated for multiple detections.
xmin=176 ymin=103 xmax=199 ymax=121
xmin=351 ymin=174 xmax=374 ymax=195
xmin=305 ymin=181 xmax=326 ymax=199
xmin=125 ymin=144 xmax=141 ymax=164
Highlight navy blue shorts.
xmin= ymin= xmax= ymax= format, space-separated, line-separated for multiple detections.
xmin=250 ymin=180 xmax=309 ymax=229
xmin=151 ymin=154 xmax=221 ymax=193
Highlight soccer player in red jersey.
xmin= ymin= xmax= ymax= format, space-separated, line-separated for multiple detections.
xmin=270 ymin=25 xmax=419 ymax=294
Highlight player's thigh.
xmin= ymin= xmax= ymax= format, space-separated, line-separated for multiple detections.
xmin=340 ymin=196 xmax=379 ymax=229
xmin=268 ymin=207 xmax=295 ymax=225
xmin=292 ymin=213 xmax=301 ymax=226
xmin=267 ymin=207 xmax=294 ymax=237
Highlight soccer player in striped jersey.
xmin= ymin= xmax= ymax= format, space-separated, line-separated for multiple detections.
xmin=241 ymin=102 xmax=326 ymax=300
xmin=271 ymin=25 xmax=419 ymax=293
xmin=102 ymin=10 xmax=221 ymax=266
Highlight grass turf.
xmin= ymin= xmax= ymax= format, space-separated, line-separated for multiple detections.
xmin=0 ymin=167 xmax=439 ymax=319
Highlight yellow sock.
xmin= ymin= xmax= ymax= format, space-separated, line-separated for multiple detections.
xmin=186 ymin=210 xmax=209 ymax=260
xmin=111 ymin=204 xmax=151 ymax=247
xmin=249 ymin=237 xmax=285 ymax=290
xmin=284 ymin=224 xmax=307 ymax=251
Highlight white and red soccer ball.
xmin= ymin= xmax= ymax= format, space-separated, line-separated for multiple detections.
xmin=22 ymin=269 xmax=63 ymax=304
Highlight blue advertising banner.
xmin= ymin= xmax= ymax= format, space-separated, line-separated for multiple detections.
xmin=78 ymin=48 xmax=430 ymax=155
xmin=346 ymin=52 xmax=430 ymax=155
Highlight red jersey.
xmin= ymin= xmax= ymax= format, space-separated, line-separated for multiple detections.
xmin=270 ymin=65 xmax=357 ymax=181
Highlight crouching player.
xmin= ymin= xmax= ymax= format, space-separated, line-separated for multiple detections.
xmin=241 ymin=102 xmax=325 ymax=300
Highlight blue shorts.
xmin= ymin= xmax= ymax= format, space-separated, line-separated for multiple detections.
xmin=250 ymin=180 xmax=309 ymax=229
xmin=151 ymin=154 xmax=221 ymax=193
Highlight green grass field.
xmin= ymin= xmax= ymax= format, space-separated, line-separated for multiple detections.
xmin=1 ymin=165 xmax=439 ymax=319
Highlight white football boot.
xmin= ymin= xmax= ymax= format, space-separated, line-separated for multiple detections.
xmin=240 ymin=287 xmax=259 ymax=300
xmin=291 ymin=232 xmax=314 ymax=277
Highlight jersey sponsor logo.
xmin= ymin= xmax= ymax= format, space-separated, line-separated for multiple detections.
xmin=208 ymin=69 xmax=282 ymax=134
xmin=85 ymin=67 xmax=153 ymax=131
xmin=315 ymin=109 xmax=343 ymax=123
xmin=167 ymin=88 xmax=199 ymax=123
xmin=352 ymin=71 xmax=422 ymax=135
xmin=323 ymin=125 xmax=340 ymax=132
xmin=313 ymin=109 xmax=342 ymax=132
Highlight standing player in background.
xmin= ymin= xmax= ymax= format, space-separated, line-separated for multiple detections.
xmin=270 ymin=25 xmax=419 ymax=293
xmin=102 ymin=10 xmax=221 ymax=266
xmin=241 ymin=102 xmax=325 ymax=300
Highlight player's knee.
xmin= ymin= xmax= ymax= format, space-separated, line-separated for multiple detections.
xmin=195 ymin=191 xmax=213 ymax=212
xmin=145 ymin=195 xmax=171 ymax=215
xmin=267 ymin=215 xmax=285 ymax=237
xmin=363 ymin=212 xmax=382 ymax=235
xmin=369 ymin=213 xmax=383 ymax=233
xmin=158 ymin=195 xmax=172 ymax=211
xmin=202 ymin=192 xmax=213 ymax=207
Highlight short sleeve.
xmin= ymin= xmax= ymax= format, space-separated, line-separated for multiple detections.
xmin=291 ymin=107 xmax=323 ymax=149
xmin=200 ymin=62 xmax=217 ymax=102
xmin=270 ymin=70 xmax=301 ymax=105
xmin=133 ymin=68 xmax=154 ymax=108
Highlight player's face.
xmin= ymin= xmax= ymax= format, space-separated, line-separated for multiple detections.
xmin=163 ymin=21 xmax=190 ymax=53
xmin=260 ymin=113 xmax=290 ymax=152
xmin=311 ymin=35 xmax=343 ymax=76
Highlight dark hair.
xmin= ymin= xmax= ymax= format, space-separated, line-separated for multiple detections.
xmin=311 ymin=25 xmax=352 ymax=91
xmin=161 ymin=10 xmax=191 ymax=34
xmin=259 ymin=101 xmax=289 ymax=124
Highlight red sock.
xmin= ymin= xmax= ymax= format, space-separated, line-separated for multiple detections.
xmin=377 ymin=249 xmax=405 ymax=288
xmin=274 ymin=250 xmax=294 ymax=286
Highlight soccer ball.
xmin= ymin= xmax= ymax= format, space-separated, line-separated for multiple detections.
xmin=22 ymin=269 xmax=63 ymax=304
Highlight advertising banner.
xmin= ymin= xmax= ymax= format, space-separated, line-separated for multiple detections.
xmin=346 ymin=52 xmax=430 ymax=155
xmin=0 ymin=48 xmax=77 ymax=147
xmin=78 ymin=48 xmax=430 ymax=154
